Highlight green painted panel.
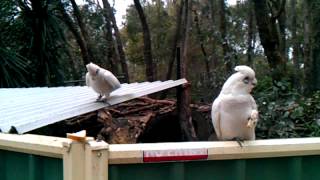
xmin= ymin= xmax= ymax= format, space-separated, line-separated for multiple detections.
xmin=0 ymin=150 xmax=63 ymax=180
xmin=109 ymin=155 xmax=320 ymax=180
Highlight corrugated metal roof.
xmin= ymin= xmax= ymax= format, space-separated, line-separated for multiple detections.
xmin=0 ymin=79 xmax=187 ymax=134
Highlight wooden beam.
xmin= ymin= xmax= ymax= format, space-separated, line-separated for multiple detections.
xmin=109 ymin=138 xmax=320 ymax=164
xmin=0 ymin=133 xmax=110 ymax=180
xmin=207 ymin=138 xmax=320 ymax=160
xmin=0 ymin=133 xmax=70 ymax=158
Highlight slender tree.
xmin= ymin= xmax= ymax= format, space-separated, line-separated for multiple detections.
xmin=165 ymin=0 xmax=184 ymax=82
xmin=133 ymin=0 xmax=155 ymax=82
xmin=25 ymin=0 xmax=48 ymax=85
xmin=219 ymin=0 xmax=232 ymax=74
xmin=177 ymin=0 xmax=197 ymax=141
xmin=208 ymin=0 xmax=219 ymax=68
xmin=247 ymin=0 xmax=254 ymax=65
xmin=70 ymin=0 xmax=96 ymax=63
xmin=252 ymin=0 xmax=287 ymax=81
xmin=279 ymin=1 xmax=287 ymax=60
xmin=270 ymin=0 xmax=287 ymax=60
xmin=99 ymin=0 xmax=119 ymax=74
xmin=161 ymin=0 xmax=184 ymax=99
xmin=193 ymin=10 xmax=210 ymax=77
xmin=304 ymin=1 xmax=320 ymax=93
xmin=57 ymin=0 xmax=90 ymax=65
xmin=18 ymin=0 xmax=66 ymax=86
xmin=290 ymin=0 xmax=301 ymax=89
xmin=102 ymin=0 xmax=130 ymax=82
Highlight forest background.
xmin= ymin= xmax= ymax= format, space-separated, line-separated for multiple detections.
xmin=1 ymin=0 xmax=320 ymax=140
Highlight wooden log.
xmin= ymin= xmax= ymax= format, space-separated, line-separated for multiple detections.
xmin=96 ymin=97 xmax=177 ymax=144
xmin=34 ymin=97 xmax=211 ymax=144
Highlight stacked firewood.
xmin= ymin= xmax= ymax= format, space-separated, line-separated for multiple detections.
xmin=61 ymin=97 xmax=212 ymax=144
xmin=96 ymin=97 xmax=177 ymax=143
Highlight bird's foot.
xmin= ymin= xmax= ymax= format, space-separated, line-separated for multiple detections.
xmin=97 ymin=97 xmax=111 ymax=106
xmin=96 ymin=95 xmax=103 ymax=101
xmin=231 ymin=137 xmax=244 ymax=147
xmin=247 ymin=110 xmax=258 ymax=128
xmin=95 ymin=94 xmax=111 ymax=105
xmin=247 ymin=118 xmax=258 ymax=128
xmin=251 ymin=110 xmax=259 ymax=119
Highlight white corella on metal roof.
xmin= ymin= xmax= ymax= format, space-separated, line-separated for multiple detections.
xmin=0 ymin=79 xmax=187 ymax=134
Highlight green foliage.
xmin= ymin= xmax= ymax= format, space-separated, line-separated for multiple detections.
xmin=123 ymin=2 xmax=173 ymax=79
xmin=0 ymin=47 xmax=31 ymax=87
xmin=254 ymin=77 xmax=320 ymax=139
xmin=0 ymin=0 xmax=319 ymax=139
xmin=0 ymin=1 xmax=32 ymax=87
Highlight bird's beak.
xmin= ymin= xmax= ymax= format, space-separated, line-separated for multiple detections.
xmin=248 ymin=78 xmax=257 ymax=94
xmin=252 ymin=78 xmax=257 ymax=87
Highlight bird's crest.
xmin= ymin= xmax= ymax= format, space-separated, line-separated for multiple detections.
xmin=234 ymin=65 xmax=255 ymax=77
xmin=86 ymin=62 xmax=100 ymax=76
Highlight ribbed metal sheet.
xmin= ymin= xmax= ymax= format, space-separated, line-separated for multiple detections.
xmin=0 ymin=79 xmax=187 ymax=134
xmin=0 ymin=150 xmax=63 ymax=180
xmin=109 ymin=155 xmax=320 ymax=180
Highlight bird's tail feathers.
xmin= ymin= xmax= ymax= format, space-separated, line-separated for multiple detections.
xmin=104 ymin=72 xmax=121 ymax=90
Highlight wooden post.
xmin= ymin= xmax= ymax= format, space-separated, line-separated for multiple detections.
xmin=85 ymin=140 xmax=109 ymax=180
xmin=176 ymin=47 xmax=181 ymax=80
xmin=63 ymin=141 xmax=86 ymax=180
xmin=63 ymin=138 xmax=109 ymax=180
xmin=176 ymin=46 xmax=197 ymax=141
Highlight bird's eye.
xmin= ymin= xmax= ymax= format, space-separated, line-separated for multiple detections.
xmin=95 ymin=69 xmax=100 ymax=75
xmin=243 ymin=77 xmax=249 ymax=84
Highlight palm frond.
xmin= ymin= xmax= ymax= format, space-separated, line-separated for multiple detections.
xmin=0 ymin=47 xmax=30 ymax=88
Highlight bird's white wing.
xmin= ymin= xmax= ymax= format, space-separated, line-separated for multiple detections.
xmin=250 ymin=95 xmax=259 ymax=122
xmin=103 ymin=71 xmax=121 ymax=90
xmin=211 ymin=98 xmax=222 ymax=139
xmin=85 ymin=72 xmax=91 ymax=87
xmin=250 ymin=96 xmax=258 ymax=110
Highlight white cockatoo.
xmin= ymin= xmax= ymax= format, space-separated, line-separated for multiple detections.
xmin=211 ymin=65 xmax=258 ymax=146
xmin=86 ymin=62 xmax=121 ymax=102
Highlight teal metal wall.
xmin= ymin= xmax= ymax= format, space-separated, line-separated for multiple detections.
xmin=109 ymin=155 xmax=320 ymax=180
xmin=0 ymin=150 xmax=63 ymax=180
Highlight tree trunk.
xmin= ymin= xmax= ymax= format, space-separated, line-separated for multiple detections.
xmin=70 ymin=0 xmax=96 ymax=63
xmin=273 ymin=0 xmax=287 ymax=60
xmin=304 ymin=1 xmax=320 ymax=93
xmin=100 ymin=0 xmax=118 ymax=74
xmin=161 ymin=0 xmax=184 ymax=99
xmin=279 ymin=5 xmax=287 ymax=60
xmin=133 ymin=0 xmax=155 ymax=82
xmin=166 ymin=0 xmax=184 ymax=80
xmin=290 ymin=0 xmax=301 ymax=89
xmin=311 ymin=3 xmax=320 ymax=91
xmin=103 ymin=18 xmax=119 ymax=74
xmin=29 ymin=0 xmax=47 ymax=86
xmin=247 ymin=0 xmax=254 ymax=66
xmin=102 ymin=0 xmax=130 ymax=82
xmin=219 ymin=0 xmax=232 ymax=74
xmin=193 ymin=10 xmax=210 ymax=77
xmin=303 ymin=1 xmax=312 ymax=93
xmin=253 ymin=0 xmax=286 ymax=81
xmin=177 ymin=0 xmax=197 ymax=141
xmin=57 ymin=0 xmax=90 ymax=66
xmin=208 ymin=0 xmax=219 ymax=68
